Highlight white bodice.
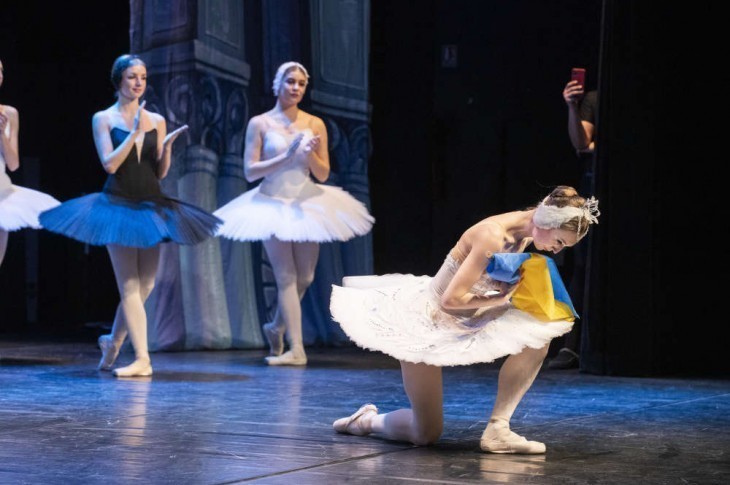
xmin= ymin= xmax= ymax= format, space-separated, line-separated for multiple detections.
xmin=258 ymin=129 xmax=316 ymax=199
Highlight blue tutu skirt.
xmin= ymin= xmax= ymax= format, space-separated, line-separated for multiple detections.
xmin=38 ymin=192 xmax=222 ymax=247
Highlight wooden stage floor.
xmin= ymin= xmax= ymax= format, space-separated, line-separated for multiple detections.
xmin=1 ymin=339 xmax=728 ymax=484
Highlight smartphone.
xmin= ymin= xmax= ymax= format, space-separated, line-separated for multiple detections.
xmin=571 ymin=67 xmax=586 ymax=87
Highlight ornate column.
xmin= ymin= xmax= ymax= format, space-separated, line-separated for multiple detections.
xmin=130 ymin=0 xmax=261 ymax=349
xmin=305 ymin=0 xmax=374 ymax=344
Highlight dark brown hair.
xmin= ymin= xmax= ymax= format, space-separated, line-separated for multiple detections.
xmin=110 ymin=54 xmax=145 ymax=92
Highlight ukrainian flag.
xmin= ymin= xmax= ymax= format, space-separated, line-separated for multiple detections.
xmin=486 ymin=253 xmax=577 ymax=322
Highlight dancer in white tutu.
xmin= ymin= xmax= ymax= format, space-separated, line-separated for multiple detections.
xmin=214 ymin=61 xmax=374 ymax=366
xmin=0 ymin=58 xmax=60 ymax=269
xmin=39 ymin=54 xmax=221 ymax=377
xmin=331 ymin=186 xmax=599 ymax=454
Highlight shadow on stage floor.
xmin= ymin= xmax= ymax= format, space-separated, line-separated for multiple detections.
xmin=1 ymin=339 xmax=728 ymax=484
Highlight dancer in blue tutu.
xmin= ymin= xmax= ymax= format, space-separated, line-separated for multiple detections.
xmin=1 ymin=58 xmax=60 ymax=269
xmin=39 ymin=54 xmax=221 ymax=377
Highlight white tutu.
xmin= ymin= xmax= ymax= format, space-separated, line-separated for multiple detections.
xmin=330 ymin=255 xmax=573 ymax=367
xmin=0 ymin=183 xmax=61 ymax=231
xmin=214 ymin=128 xmax=374 ymax=242
xmin=215 ymin=182 xmax=374 ymax=242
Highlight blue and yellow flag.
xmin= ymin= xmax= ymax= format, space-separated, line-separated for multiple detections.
xmin=486 ymin=253 xmax=577 ymax=322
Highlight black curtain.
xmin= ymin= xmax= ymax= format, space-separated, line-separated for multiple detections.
xmin=582 ymin=0 xmax=726 ymax=376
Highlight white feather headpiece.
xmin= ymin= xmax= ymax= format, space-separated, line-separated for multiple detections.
xmin=533 ymin=196 xmax=600 ymax=236
xmin=272 ymin=62 xmax=309 ymax=96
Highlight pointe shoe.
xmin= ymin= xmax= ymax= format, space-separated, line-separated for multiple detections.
xmin=480 ymin=421 xmax=546 ymax=454
xmin=265 ymin=349 xmax=307 ymax=366
xmin=333 ymin=404 xmax=378 ymax=436
xmin=263 ymin=322 xmax=284 ymax=356
xmin=97 ymin=335 xmax=120 ymax=371
xmin=112 ymin=359 xmax=153 ymax=378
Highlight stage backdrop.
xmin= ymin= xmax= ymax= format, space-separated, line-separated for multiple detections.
xmin=128 ymin=0 xmax=373 ymax=350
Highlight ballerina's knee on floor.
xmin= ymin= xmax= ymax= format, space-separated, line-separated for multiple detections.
xmin=332 ymin=344 xmax=551 ymax=454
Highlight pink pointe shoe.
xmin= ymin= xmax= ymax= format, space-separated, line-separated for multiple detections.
xmin=112 ymin=359 xmax=153 ymax=378
xmin=333 ymin=404 xmax=378 ymax=436
xmin=264 ymin=349 xmax=307 ymax=366
xmin=97 ymin=335 xmax=120 ymax=371
xmin=262 ymin=322 xmax=284 ymax=356
xmin=480 ymin=421 xmax=546 ymax=454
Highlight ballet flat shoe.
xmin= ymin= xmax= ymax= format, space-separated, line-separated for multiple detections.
xmin=480 ymin=423 xmax=546 ymax=454
xmin=265 ymin=350 xmax=307 ymax=366
xmin=333 ymin=404 xmax=378 ymax=436
xmin=112 ymin=360 xmax=153 ymax=378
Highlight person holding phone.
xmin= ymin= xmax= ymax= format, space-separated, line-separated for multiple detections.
xmin=39 ymin=54 xmax=221 ymax=377
xmin=331 ymin=186 xmax=599 ymax=454
xmin=552 ymin=70 xmax=599 ymax=370
xmin=564 ymin=69 xmax=597 ymax=155
xmin=214 ymin=61 xmax=374 ymax=366
xmin=0 ymin=58 xmax=61 ymax=270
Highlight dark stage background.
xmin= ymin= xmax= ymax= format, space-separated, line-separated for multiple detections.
xmin=1 ymin=1 xmax=725 ymax=377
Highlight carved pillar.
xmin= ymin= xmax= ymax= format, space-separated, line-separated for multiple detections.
xmin=306 ymin=0 xmax=374 ymax=344
xmin=131 ymin=0 xmax=259 ymax=349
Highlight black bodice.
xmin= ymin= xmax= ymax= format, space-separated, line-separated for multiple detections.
xmin=102 ymin=128 xmax=162 ymax=199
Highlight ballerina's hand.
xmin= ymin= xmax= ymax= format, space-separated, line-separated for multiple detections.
xmin=302 ymin=135 xmax=321 ymax=154
xmin=132 ymin=101 xmax=147 ymax=133
xmin=163 ymin=124 xmax=189 ymax=147
xmin=499 ymin=278 xmax=522 ymax=304
xmin=286 ymin=133 xmax=305 ymax=157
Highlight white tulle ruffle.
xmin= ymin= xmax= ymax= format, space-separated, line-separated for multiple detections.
xmin=0 ymin=184 xmax=61 ymax=231
xmin=214 ymin=183 xmax=374 ymax=242
xmin=330 ymin=271 xmax=573 ymax=367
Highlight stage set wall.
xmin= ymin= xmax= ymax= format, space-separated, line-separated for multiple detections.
xmin=1 ymin=1 xmax=723 ymax=377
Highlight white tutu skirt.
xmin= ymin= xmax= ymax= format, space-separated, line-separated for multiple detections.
xmin=0 ymin=184 xmax=61 ymax=231
xmin=214 ymin=182 xmax=374 ymax=242
xmin=330 ymin=256 xmax=574 ymax=367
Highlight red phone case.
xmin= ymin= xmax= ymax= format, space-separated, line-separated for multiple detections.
xmin=571 ymin=68 xmax=586 ymax=86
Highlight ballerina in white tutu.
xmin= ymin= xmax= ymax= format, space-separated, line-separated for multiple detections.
xmin=214 ymin=61 xmax=374 ymax=366
xmin=0 ymin=58 xmax=60 ymax=269
xmin=331 ymin=186 xmax=599 ymax=454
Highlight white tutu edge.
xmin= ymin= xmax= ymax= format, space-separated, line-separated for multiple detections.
xmin=329 ymin=284 xmax=574 ymax=367
xmin=0 ymin=184 xmax=61 ymax=231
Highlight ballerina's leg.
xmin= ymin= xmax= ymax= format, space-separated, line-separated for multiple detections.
xmin=263 ymin=238 xmax=307 ymax=365
xmin=0 ymin=229 xmax=7 ymax=268
xmin=106 ymin=244 xmax=158 ymax=377
xmin=335 ymin=361 xmax=444 ymax=446
xmin=481 ymin=343 xmax=549 ymax=454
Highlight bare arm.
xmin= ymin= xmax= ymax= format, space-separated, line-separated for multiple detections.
xmin=440 ymin=225 xmax=516 ymax=311
xmin=304 ymin=116 xmax=330 ymax=182
xmin=0 ymin=105 xmax=20 ymax=171
xmin=92 ymin=102 xmax=145 ymax=174
xmin=154 ymin=115 xmax=188 ymax=180
xmin=564 ymin=81 xmax=594 ymax=152
xmin=243 ymin=116 xmax=302 ymax=182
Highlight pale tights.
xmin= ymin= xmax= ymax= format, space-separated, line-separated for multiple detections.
xmin=262 ymin=238 xmax=319 ymax=359
xmin=363 ymin=344 xmax=549 ymax=446
xmin=0 ymin=230 xmax=7 ymax=268
xmin=106 ymin=244 xmax=160 ymax=376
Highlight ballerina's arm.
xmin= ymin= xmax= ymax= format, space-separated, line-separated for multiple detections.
xmin=440 ymin=224 xmax=518 ymax=311
xmin=93 ymin=101 xmax=146 ymax=174
xmin=303 ymin=116 xmax=330 ymax=182
xmin=0 ymin=105 xmax=19 ymax=171
xmin=243 ymin=116 xmax=303 ymax=182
